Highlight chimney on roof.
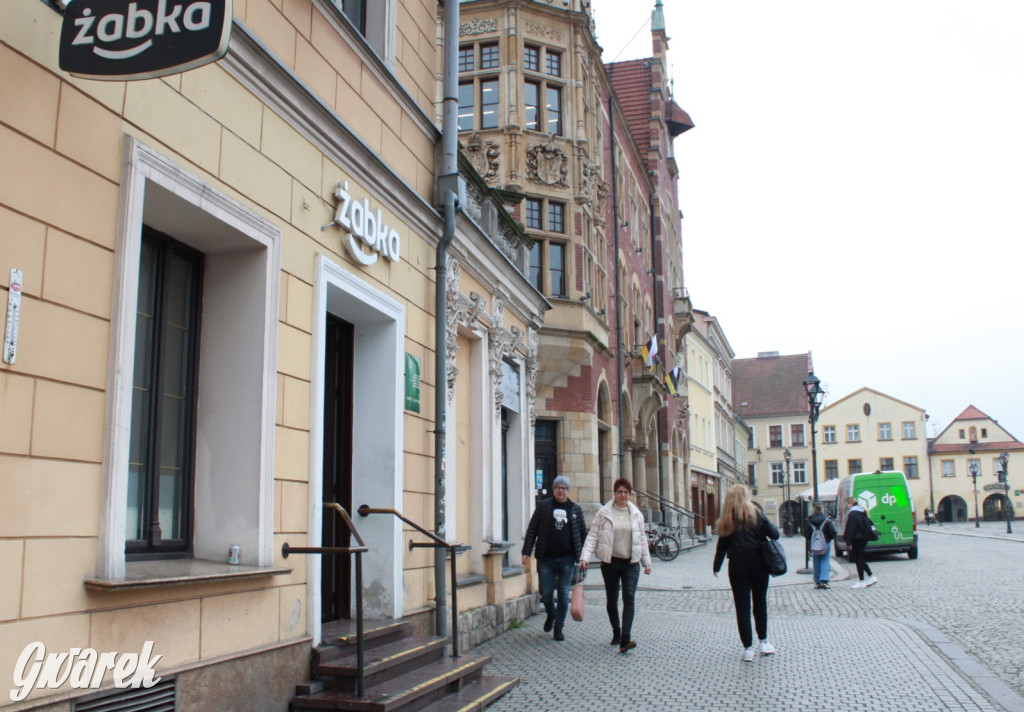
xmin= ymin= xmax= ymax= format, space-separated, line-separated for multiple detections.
xmin=757 ymin=351 xmax=780 ymax=358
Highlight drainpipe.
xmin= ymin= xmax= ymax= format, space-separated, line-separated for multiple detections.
xmin=435 ymin=0 xmax=462 ymax=641
xmin=649 ymin=193 xmax=665 ymax=503
xmin=609 ymin=96 xmax=625 ymax=481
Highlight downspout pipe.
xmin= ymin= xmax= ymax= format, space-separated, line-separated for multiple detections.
xmin=650 ymin=193 xmax=665 ymax=504
xmin=610 ymin=96 xmax=625 ymax=481
xmin=435 ymin=0 xmax=462 ymax=641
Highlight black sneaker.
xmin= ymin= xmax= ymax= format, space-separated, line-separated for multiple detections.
xmin=553 ymin=628 xmax=565 ymax=641
xmin=610 ymin=631 xmax=621 ymax=645
xmin=619 ymin=638 xmax=636 ymax=653
xmin=543 ymin=615 xmax=554 ymax=633
xmin=820 ymin=582 xmax=830 ymax=589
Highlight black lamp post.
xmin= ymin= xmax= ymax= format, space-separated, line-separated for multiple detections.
xmin=969 ymin=458 xmax=980 ymax=528
xmin=783 ymin=448 xmax=792 ymax=536
xmin=999 ymin=451 xmax=1012 ymax=534
xmin=803 ymin=372 xmax=826 ymax=505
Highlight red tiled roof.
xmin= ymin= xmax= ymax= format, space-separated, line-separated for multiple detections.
xmin=606 ymin=59 xmax=652 ymax=158
xmin=953 ymin=405 xmax=990 ymax=421
xmin=732 ymin=352 xmax=814 ymax=419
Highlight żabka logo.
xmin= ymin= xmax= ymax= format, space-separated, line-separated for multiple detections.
xmin=59 ymin=0 xmax=232 ymax=81
xmin=10 ymin=641 xmax=162 ymax=702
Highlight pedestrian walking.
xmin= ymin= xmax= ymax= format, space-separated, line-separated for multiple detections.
xmin=521 ymin=475 xmax=588 ymax=641
xmin=924 ymin=507 xmax=933 ymax=526
xmin=579 ymin=478 xmax=652 ymax=653
xmin=803 ymin=504 xmax=836 ymax=589
xmin=712 ymin=484 xmax=780 ymax=662
xmin=843 ymin=496 xmax=878 ymax=588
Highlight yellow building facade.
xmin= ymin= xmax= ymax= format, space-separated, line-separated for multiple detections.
xmin=817 ymin=388 xmax=929 ymax=512
xmin=1 ymin=0 xmax=547 ymax=708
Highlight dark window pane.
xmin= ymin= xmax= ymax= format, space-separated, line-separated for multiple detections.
xmin=549 ymin=243 xmax=565 ymax=296
xmin=458 ymin=46 xmax=474 ymax=72
xmin=548 ymin=202 xmax=564 ymax=233
xmin=341 ymin=0 xmax=365 ymax=35
xmin=524 ymin=45 xmax=539 ymax=72
xmin=525 ymin=199 xmax=542 ymax=229
xmin=458 ymin=82 xmax=475 ymax=131
xmin=524 ymin=81 xmax=539 ymax=131
xmin=481 ymin=79 xmax=499 ymax=129
xmin=546 ymin=50 xmax=561 ymax=77
xmin=481 ymin=43 xmax=499 ymax=69
xmin=128 ymin=229 xmax=201 ymax=555
xmin=529 ymin=242 xmax=542 ymax=290
xmin=546 ymin=86 xmax=561 ymax=135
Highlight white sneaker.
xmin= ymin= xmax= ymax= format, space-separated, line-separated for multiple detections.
xmin=865 ymin=576 xmax=878 ymax=587
xmin=759 ymin=640 xmax=776 ymax=656
xmin=852 ymin=581 xmax=867 ymax=589
xmin=742 ymin=647 xmax=755 ymax=662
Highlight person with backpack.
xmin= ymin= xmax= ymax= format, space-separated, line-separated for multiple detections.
xmin=803 ymin=504 xmax=836 ymax=589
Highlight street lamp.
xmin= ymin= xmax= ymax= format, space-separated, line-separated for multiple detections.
xmin=999 ymin=451 xmax=1012 ymax=534
xmin=803 ymin=372 xmax=826 ymax=505
xmin=969 ymin=458 xmax=980 ymax=528
xmin=783 ymin=448 xmax=792 ymax=537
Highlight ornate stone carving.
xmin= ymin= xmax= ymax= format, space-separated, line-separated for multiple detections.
xmin=446 ymin=261 xmax=488 ymax=407
xmin=526 ymin=139 xmax=569 ymax=189
xmin=524 ymin=20 xmax=563 ymax=42
xmin=465 ymin=133 xmax=500 ymax=183
xmin=460 ymin=18 xmax=497 ymax=36
xmin=525 ymin=328 xmax=539 ymax=428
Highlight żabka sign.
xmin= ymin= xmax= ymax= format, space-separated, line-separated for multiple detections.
xmin=59 ymin=0 xmax=232 ymax=81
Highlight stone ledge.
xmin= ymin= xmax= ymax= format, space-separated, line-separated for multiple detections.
xmin=84 ymin=558 xmax=292 ymax=591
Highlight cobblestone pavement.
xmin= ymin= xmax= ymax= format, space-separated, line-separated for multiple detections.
xmin=476 ymin=521 xmax=1024 ymax=712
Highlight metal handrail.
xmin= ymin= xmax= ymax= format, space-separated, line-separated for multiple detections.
xmin=636 ymin=488 xmax=702 ymax=521
xmin=281 ymin=503 xmax=369 ymax=697
xmin=357 ymin=505 xmax=463 ymax=657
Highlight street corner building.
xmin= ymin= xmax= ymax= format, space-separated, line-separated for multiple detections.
xmin=0 ymin=0 xmax=706 ymax=709
xmin=0 ymin=0 xmax=549 ymax=708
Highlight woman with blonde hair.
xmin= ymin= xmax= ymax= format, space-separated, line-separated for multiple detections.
xmin=712 ymin=484 xmax=781 ymax=662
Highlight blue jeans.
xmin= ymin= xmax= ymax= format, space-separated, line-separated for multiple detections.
xmin=812 ymin=553 xmax=830 ymax=584
xmin=538 ymin=555 xmax=576 ymax=629
xmin=600 ymin=558 xmax=641 ymax=640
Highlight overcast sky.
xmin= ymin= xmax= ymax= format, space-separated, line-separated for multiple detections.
xmin=590 ymin=0 xmax=1024 ymax=442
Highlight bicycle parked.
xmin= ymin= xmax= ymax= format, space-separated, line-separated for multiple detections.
xmin=646 ymin=527 xmax=681 ymax=562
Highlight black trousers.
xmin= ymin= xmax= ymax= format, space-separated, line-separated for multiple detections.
xmin=850 ymin=539 xmax=873 ymax=580
xmin=727 ymin=559 xmax=770 ymax=648
xmin=600 ymin=557 xmax=640 ymax=639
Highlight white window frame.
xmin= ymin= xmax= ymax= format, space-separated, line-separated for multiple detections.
xmin=878 ymin=422 xmax=892 ymax=440
xmin=902 ymin=421 xmax=917 ymax=439
xmin=823 ymin=425 xmax=836 ymax=444
xmin=942 ymin=460 xmax=955 ymax=477
xmin=846 ymin=424 xmax=860 ymax=442
xmin=99 ymin=137 xmax=281 ymax=579
xmin=792 ymin=461 xmax=807 ymax=485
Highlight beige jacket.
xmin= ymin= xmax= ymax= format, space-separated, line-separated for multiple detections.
xmin=580 ymin=500 xmax=652 ymax=569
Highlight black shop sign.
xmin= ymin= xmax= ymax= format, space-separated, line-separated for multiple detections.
xmin=59 ymin=0 xmax=232 ymax=80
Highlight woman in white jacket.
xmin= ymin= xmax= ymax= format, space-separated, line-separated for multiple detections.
xmin=579 ymin=478 xmax=652 ymax=653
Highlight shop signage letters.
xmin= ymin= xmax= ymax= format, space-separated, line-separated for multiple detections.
xmin=59 ymin=0 xmax=232 ymax=80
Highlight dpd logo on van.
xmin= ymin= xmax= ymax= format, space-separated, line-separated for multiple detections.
xmin=59 ymin=0 xmax=232 ymax=81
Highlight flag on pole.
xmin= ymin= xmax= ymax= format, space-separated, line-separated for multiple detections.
xmin=640 ymin=334 xmax=658 ymax=370
xmin=664 ymin=365 xmax=681 ymax=394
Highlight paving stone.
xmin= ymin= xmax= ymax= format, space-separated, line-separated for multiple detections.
xmin=473 ymin=522 xmax=1024 ymax=711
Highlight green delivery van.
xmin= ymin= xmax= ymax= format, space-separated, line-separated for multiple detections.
xmin=835 ymin=471 xmax=919 ymax=560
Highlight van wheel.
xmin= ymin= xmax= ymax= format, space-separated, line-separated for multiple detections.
xmin=908 ymin=546 xmax=918 ymax=560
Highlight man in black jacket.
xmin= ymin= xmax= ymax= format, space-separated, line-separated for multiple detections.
xmin=521 ymin=475 xmax=587 ymax=640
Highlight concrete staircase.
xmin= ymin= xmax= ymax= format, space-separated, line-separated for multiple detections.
xmin=290 ymin=620 xmax=518 ymax=712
